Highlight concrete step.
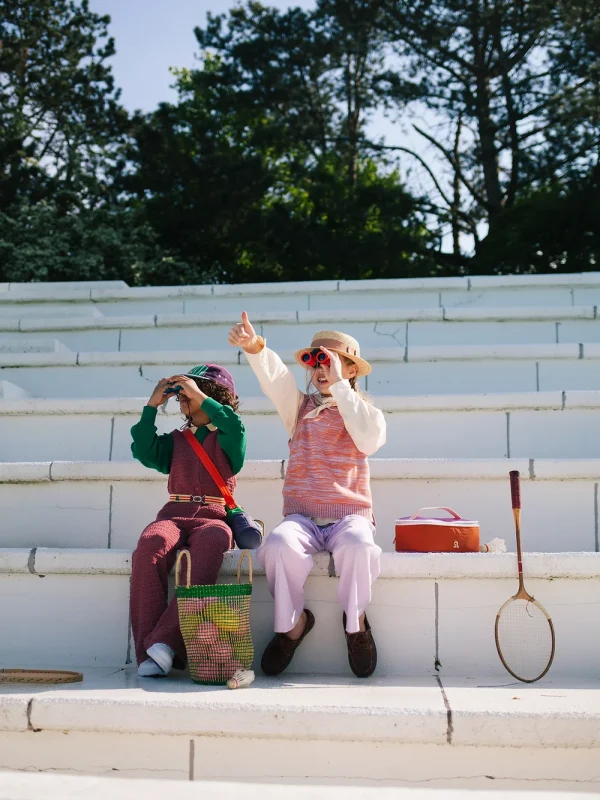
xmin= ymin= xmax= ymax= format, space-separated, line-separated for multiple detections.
xmin=5 ymin=343 xmax=600 ymax=397
xmin=3 ymin=274 xmax=600 ymax=316
xmin=0 ymin=668 xmax=599 ymax=787
xmin=3 ymin=392 xmax=600 ymax=462
xmin=0 ymin=381 xmax=30 ymax=400
xmin=4 ymin=776 xmax=594 ymax=800
xmin=0 ymin=338 xmax=70 ymax=354
xmin=2 ymin=458 xmax=600 ymax=552
xmin=4 ymin=280 xmax=128 ymax=291
xmin=0 ymin=303 xmax=103 ymax=320
xmin=2 ymin=547 xmax=598 ymax=675
xmin=2 ymin=306 xmax=600 ymax=352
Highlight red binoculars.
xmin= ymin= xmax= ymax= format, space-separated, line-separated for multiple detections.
xmin=300 ymin=348 xmax=330 ymax=368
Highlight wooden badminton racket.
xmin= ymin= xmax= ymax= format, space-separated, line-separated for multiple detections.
xmin=495 ymin=470 xmax=555 ymax=683
xmin=0 ymin=669 xmax=83 ymax=684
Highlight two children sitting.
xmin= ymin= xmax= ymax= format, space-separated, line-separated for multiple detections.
xmin=131 ymin=317 xmax=386 ymax=679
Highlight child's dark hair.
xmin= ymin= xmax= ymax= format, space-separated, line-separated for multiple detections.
xmin=191 ymin=376 xmax=240 ymax=412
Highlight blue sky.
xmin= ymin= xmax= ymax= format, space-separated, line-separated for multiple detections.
xmin=88 ymin=0 xmax=459 ymax=248
xmin=89 ymin=0 xmax=316 ymax=112
xmin=88 ymin=0 xmax=403 ymax=146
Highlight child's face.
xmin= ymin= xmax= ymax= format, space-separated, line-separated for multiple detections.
xmin=310 ymin=358 xmax=357 ymax=395
xmin=178 ymin=393 xmax=210 ymax=426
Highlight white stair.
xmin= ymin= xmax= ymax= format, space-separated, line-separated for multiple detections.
xmin=5 ymin=342 xmax=600 ymax=398
xmin=1 ymin=458 xmax=600 ymax=552
xmin=0 ymin=381 xmax=30 ymax=400
xmin=3 ymin=391 xmax=600 ymax=461
xmin=0 ymin=670 xmax=599 ymax=788
xmin=2 ymin=547 xmax=599 ymax=675
xmin=2 ymin=776 xmax=594 ymax=800
xmin=2 ymin=306 xmax=600 ymax=353
xmin=0 ymin=338 xmax=71 ymax=354
xmin=3 ymin=273 xmax=600 ymax=314
xmin=2 ymin=275 xmax=600 ymax=785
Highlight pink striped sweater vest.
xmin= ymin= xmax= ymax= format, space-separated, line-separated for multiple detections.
xmin=283 ymin=395 xmax=373 ymax=520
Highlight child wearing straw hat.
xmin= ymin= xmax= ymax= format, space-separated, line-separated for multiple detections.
xmin=129 ymin=364 xmax=245 ymax=677
xmin=228 ymin=313 xmax=386 ymax=678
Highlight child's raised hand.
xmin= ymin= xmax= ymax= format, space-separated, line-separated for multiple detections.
xmin=167 ymin=375 xmax=207 ymax=402
xmin=147 ymin=378 xmax=172 ymax=408
xmin=319 ymin=347 xmax=344 ymax=386
xmin=228 ymin=311 xmax=262 ymax=354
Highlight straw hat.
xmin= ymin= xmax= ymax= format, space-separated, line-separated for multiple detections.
xmin=294 ymin=330 xmax=371 ymax=377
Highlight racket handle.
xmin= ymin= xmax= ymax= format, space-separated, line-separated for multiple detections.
xmin=509 ymin=470 xmax=521 ymax=510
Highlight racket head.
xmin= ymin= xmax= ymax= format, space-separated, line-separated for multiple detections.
xmin=495 ymin=594 xmax=556 ymax=683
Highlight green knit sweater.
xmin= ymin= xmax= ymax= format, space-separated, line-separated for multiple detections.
xmin=130 ymin=397 xmax=246 ymax=475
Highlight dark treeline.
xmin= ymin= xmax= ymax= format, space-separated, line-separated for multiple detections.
xmin=1 ymin=0 xmax=599 ymax=284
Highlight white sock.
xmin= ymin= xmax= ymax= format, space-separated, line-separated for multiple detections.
xmin=146 ymin=643 xmax=175 ymax=675
xmin=137 ymin=658 xmax=166 ymax=678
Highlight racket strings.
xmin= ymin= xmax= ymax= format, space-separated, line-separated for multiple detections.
xmin=496 ymin=598 xmax=554 ymax=682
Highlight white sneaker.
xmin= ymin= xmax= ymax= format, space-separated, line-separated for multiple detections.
xmin=137 ymin=658 xmax=166 ymax=678
xmin=146 ymin=642 xmax=175 ymax=674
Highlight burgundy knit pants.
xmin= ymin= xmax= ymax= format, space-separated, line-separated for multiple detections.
xmin=131 ymin=517 xmax=232 ymax=668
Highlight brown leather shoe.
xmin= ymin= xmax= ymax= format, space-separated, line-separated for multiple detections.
xmin=261 ymin=609 xmax=315 ymax=676
xmin=343 ymin=612 xmax=377 ymax=678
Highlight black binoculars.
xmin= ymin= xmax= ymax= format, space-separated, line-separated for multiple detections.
xmin=163 ymin=383 xmax=182 ymax=398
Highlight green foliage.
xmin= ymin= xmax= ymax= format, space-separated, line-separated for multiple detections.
xmin=0 ymin=0 xmax=598 ymax=283
xmin=378 ymin=0 xmax=600 ymax=258
xmin=0 ymin=0 xmax=128 ymax=210
xmin=473 ymin=167 xmax=600 ymax=274
xmin=0 ymin=201 xmax=167 ymax=283
xmin=124 ymin=4 xmax=435 ymax=283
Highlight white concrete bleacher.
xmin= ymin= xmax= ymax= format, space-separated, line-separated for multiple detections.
xmin=2 ymin=670 xmax=600 ymax=789
xmin=7 ymin=342 xmax=600 ymax=398
xmin=5 ymin=391 xmax=600 ymax=462
xmin=1 ymin=273 xmax=600 ymax=787
xmin=2 ymin=458 xmax=600 ymax=553
xmin=2 ymin=546 xmax=598 ymax=677
xmin=3 ymin=777 xmax=597 ymax=800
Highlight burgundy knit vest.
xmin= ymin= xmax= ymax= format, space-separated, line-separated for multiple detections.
xmin=156 ymin=429 xmax=236 ymax=522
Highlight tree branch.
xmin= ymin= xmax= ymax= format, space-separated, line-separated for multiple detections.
xmin=492 ymin=28 xmax=520 ymax=206
xmin=413 ymin=123 xmax=491 ymax=210
xmin=384 ymin=4 xmax=475 ymax=75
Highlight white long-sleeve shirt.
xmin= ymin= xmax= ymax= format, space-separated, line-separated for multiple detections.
xmin=245 ymin=344 xmax=386 ymax=456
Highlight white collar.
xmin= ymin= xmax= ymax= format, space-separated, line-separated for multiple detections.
xmin=303 ymin=395 xmax=337 ymax=419
xmin=189 ymin=423 xmax=217 ymax=433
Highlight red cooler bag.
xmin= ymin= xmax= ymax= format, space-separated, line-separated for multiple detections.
xmin=395 ymin=507 xmax=480 ymax=553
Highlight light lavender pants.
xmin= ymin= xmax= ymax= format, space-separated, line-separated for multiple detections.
xmin=257 ymin=514 xmax=382 ymax=634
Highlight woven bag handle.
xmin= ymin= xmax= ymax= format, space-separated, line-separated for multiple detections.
xmin=0 ymin=669 xmax=83 ymax=684
xmin=175 ymin=549 xmax=192 ymax=588
xmin=236 ymin=550 xmax=253 ymax=585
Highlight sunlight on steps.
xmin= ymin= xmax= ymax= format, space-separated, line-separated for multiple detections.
xmin=1 ymin=274 xmax=600 ymax=788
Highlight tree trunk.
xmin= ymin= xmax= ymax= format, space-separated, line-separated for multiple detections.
xmin=451 ymin=115 xmax=463 ymax=257
xmin=344 ymin=51 xmax=359 ymax=189
xmin=471 ymin=0 xmax=503 ymax=218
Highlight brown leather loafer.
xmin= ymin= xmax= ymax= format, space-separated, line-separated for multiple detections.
xmin=261 ymin=609 xmax=315 ymax=676
xmin=343 ymin=612 xmax=377 ymax=678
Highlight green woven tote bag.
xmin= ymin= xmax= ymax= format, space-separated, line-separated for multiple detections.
xmin=175 ymin=549 xmax=254 ymax=686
